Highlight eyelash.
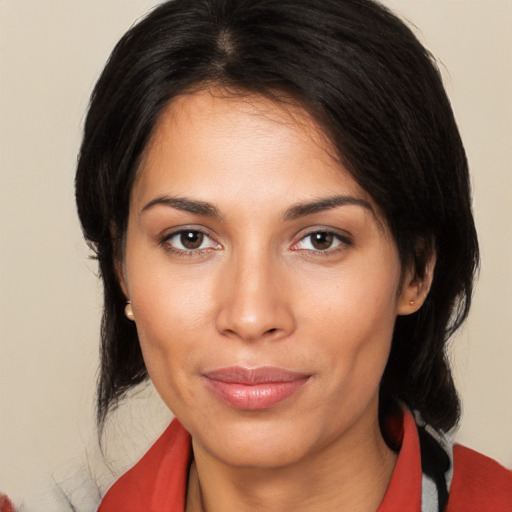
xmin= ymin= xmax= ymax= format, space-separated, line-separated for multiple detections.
xmin=292 ymin=229 xmax=353 ymax=256
xmin=160 ymin=228 xmax=353 ymax=257
xmin=160 ymin=228 xmax=221 ymax=257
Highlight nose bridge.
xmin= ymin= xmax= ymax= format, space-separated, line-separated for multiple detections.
xmin=216 ymin=244 xmax=294 ymax=342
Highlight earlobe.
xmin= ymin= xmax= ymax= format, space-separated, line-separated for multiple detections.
xmin=125 ymin=301 xmax=135 ymax=321
xmin=397 ymin=287 xmax=424 ymax=315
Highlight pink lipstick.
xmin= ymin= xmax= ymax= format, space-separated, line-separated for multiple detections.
xmin=202 ymin=366 xmax=310 ymax=410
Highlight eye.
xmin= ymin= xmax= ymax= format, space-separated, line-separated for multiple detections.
xmin=293 ymin=230 xmax=351 ymax=252
xmin=163 ymin=229 xmax=220 ymax=252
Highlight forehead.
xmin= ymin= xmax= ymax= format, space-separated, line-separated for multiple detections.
xmin=132 ymin=89 xmax=373 ymax=214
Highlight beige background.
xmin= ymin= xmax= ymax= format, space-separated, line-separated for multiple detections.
xmin=1 ymin=0 xmax=511 ymax=505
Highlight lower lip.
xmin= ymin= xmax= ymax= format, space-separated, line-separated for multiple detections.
xmin=204 ymin=377 xmax=310 ymax=410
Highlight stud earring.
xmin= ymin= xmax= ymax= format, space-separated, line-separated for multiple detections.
xmin=125 ymin=301 xmax=135 ymax=321
xmin=409 ymin=300 xmax=415 ymax=306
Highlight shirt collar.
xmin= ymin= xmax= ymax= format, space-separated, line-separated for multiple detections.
xmin=100 ymin=408 xmax=423 ymax=511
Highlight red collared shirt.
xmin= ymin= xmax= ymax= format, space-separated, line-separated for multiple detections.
xmin=98 ymin=410 xmax=512 ymax=511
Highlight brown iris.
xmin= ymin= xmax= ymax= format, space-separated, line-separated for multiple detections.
xmin=310 ymin=232 xmax=334 ymax=250
xmin=180 ymin=231 xmax=204 ymax=250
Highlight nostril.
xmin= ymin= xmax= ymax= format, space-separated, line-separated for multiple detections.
xmin=265 ymin=328 xmax=277 ymax=335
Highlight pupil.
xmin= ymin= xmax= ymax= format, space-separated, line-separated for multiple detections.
xmin=181 ymin=231 xmax=203 ymax=250
xmin=312 ymin=232 xmax=333 ymax=250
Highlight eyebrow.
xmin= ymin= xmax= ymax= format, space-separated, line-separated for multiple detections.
xmin=140 ymin=194 xmax=373 ymax=221
xmin=282 ymin=195 xmax=374 ymax=221
xmin=141 ymin=195 xmax=223 ymax=219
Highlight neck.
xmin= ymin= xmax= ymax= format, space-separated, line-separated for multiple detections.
xmin=186 ymin=404 xmax=397 ymax=512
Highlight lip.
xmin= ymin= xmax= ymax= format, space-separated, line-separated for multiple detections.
xmin=202 ymin=366 xmax=311 ymax=410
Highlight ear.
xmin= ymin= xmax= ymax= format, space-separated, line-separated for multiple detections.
xmin=397 ymin=249 xmax=436 ymax=316
xmin=110 ymin=222 xmax=130 ymax=299
xmin=116 ymin=260 xmax=136 ymax=321
xmin=115 ymin=259 xmax=130 ymax=299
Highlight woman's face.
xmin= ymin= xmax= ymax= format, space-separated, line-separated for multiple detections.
xmin=120 ymin=90 xmax=417 ymax=469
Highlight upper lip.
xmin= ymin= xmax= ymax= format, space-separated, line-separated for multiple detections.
xmin=202 ymin=366 xmax=310 ymax=384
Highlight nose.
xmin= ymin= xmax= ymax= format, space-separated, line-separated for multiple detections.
xmin=215 ymin=250 xmax=295 ymax=343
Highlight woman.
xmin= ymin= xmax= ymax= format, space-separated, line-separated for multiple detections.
xmin=73 ymin=0 xmax=511 ymax=510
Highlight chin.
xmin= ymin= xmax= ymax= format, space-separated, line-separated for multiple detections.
xmin=211 ymin=441 xmax=307 ymax=470
xmin=192 ymin=414 xmax=320 ymax=469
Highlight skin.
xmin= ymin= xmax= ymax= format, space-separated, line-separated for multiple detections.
xmin=119 ymin=90 xmax=429 ymax=512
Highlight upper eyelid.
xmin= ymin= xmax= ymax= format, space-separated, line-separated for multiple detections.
xmin=161 ymin=225 xmax=216 ymax=240
xmin=295 ymin=226 xmax=352 ymax=241
xmin=290 ymin=228 xmax=353 ymax=252
xmin=160 ymin=227 xmax=221 ymax=251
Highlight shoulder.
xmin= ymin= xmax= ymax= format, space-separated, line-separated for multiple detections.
xmin=98 ymin=419 xmax=191 ymax=512
xmin=446 ymin=444 xmax=512 ymax=511
xmin=0 ymin=495 xmax=15 ymax=512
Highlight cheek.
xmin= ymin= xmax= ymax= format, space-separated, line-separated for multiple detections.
xmin=127 ymin=244 xmax=218 ymax=337
xmin=297 ymin=258 xmax=400 ymax=389
xmin=298 ymin=254 xmax=400 ymax=335
xmin=125 ymin=257 xmax=219 ymax=407
xmin=133 ymin=302 xmax=208 ymax=418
